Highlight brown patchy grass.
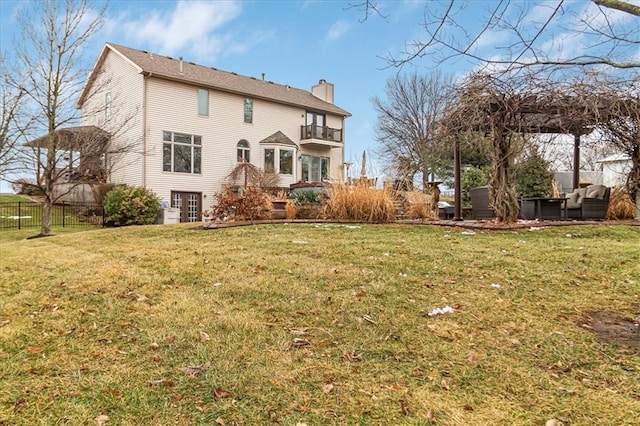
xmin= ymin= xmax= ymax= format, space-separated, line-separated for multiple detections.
xmin=1 ymin=223 xmax=639 ymax=424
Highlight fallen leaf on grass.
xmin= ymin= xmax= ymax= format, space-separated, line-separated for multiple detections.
xmin=343 ymin=351 xmax=363 ymax=362
xmin=199 ymin=331 xmax=211 ymax=342
xmin=322 ymin=383 xmax=334 ymax=393
xmin=214 ymin=388 xmax=231 ymax=398
xmin=27 ymin=346 xmax=44 ymax=354
xmin=400 ymin=399 xmax=410 ymax=416
xmin=181 ymin=362 xmax=210 ymax=376
xmin=362 ymin=315 xmax=377 ymax=325
xmin=0 ymin=320 xmax=10 ymax=327
xmin=167 ymin=336 xmax=176 ymax=344
xmin=95 ymin=414 xmax=109 ymax=424
xmin=290 ymin=338 xmax=311 ymax=349
xmin=215 ymin=417 xmax=225 ymax=425
xmin=136 ymin=294 xmax=148 ymax=302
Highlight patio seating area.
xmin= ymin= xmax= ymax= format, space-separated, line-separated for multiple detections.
xmin=469 ymin=184 xmax=612 ymax=221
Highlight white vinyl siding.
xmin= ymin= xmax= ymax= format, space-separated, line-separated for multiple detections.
xmin=94 ymin=67 xmax=344 ymax=209
xmin=80 ymin=50 xmax=144 ymax=187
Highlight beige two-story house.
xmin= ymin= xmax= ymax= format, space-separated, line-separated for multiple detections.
xmin=77 ymin=43 xmax=350 ymax=222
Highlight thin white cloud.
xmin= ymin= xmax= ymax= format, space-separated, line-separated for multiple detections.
xmin=109 ymin=1 xmax=242 ymax=60
xmin=325 ymin=19 xmax=350 ymax=42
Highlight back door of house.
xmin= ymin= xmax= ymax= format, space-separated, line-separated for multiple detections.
xmin=171 ymin=191 xmax=201 ymax=222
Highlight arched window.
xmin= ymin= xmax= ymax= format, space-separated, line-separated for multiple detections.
xmin=237 ymin=139 xmax=250 ymax=163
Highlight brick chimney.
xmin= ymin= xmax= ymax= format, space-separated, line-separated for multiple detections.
xmin=311 ymin=79 xmax=334 ymax=104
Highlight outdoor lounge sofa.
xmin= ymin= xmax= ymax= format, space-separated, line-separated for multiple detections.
xmin=565 ymin=184 xmax=610 ymax=220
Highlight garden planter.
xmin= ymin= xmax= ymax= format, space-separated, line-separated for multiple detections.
xmin=295 ymin=203 xmax=323 ymax=219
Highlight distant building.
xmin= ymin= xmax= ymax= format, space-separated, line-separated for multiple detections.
xmin=597 ymin=153 xmax=632 ymax=187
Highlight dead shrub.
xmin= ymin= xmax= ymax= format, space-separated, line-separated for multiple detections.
xmin=324 ymin=183 xmax=396 ymax=223
xmin=210 ymin=187 xmax=271 ymax=221
xmin=607 ymin=186 xmax=636 ymax=220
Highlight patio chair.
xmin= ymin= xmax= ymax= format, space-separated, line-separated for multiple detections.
xmin=469 ymin=186 xmax=495 ymax=219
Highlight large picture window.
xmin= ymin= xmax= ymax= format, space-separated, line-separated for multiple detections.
xmin=301 ymin=155 xmax=329 ymax=182
xmin=163 ymin=131 xmax=202 ymax=174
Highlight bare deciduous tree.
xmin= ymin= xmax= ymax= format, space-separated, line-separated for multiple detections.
xmin=7 ymin=0 xmax=141 ymax=236
xmin=0 ymin=57 xmax=28 ymax=179
xmin=5 ymin=0 xmax=106 ymax=236
xmin=356 ymin=1 xmax=640 ymax=72
xmin=372 ymin=71 xmax=454 ymax=189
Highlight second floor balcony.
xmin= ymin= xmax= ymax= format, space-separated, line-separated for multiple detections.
xmin=300 ymin=124 xmax=343 ymax=148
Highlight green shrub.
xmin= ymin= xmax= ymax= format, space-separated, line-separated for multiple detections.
xmin=103 ymin=185 xmax=160 ymax=226
xmin=292 ymin=189 xmax=324 ymax=204
xmin=461 ymin=166 xmax=488 ymax=206
xmin=514 ymin=149 xmax=554 ymax=198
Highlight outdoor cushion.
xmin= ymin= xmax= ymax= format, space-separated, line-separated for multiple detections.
xmin=585 ymin=184 xmax=606 ymax=199
xmin=566 ymin=188 xmax=586 ymax=209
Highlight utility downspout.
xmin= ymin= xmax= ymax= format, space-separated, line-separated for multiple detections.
xmin=341 ymin=118 xmax=346 ymax=182
xmin=142 ymin=74 xmax=148 ymax=187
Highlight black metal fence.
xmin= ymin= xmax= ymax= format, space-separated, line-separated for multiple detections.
xmin=0 ymin=202 xmax=105 ymax=229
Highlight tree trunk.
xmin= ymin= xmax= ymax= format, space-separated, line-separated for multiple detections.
xmin=489 ymin=129 xmax=519 ymax=222
xmin=41 ymin=196 xmax=52 ymax=236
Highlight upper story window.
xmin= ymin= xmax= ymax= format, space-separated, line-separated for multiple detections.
xmin=105 ymin=92 xmax=112 ymax=121
xmin=305 ymin=111 xmax=326 ymax=138
xmin=244 ymin=98 xmax=253 ymax=124
xmin=163 ymin=131 xmax=202 ymax=174
xmin=198 ymin=88 xmax=209 ymax=116
xmin=237 ymin=139 xmax=250 ymax=163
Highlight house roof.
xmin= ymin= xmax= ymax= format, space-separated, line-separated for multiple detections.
xmin=26 ymin=125 xmax=110 ymax=150
xmin=79 ymin=43 xmax=351 ymax=118
xmin=597 ymin=153 xmax=632 ymax=163
xmin=259 ymin=131 xmax=298 ymax=148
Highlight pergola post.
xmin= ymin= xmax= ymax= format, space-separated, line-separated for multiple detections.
xmin=453 ymin=137 xmax=463 ymax=221
xmin=573 ymin=133 xmax=580 ymax=190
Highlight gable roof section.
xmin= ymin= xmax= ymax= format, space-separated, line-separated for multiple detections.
xmin=259 ymin=131 xmax=298 ymax=148
xmin=82 ymin=42 xmax=350 ymax=117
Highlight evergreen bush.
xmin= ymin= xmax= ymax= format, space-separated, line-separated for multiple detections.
xmin=461 ymin=166 xmax=489 ymax=206
xmin=103 ymin=185 xmax=160 ymax=226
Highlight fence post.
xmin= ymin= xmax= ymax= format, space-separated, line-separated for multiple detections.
xmin=18 ymin=202 xmax=21 ymax=230
xmin=62 ymin=203 xmax=66 ymax=227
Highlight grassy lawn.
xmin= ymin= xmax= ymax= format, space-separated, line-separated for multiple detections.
xmin=1 ymin=223 xmax=639 ymax=424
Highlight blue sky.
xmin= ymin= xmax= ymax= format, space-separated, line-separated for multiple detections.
xmin=1 ymin=0 xmax=638 ymax=192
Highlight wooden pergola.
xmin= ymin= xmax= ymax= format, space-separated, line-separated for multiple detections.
xmin=450 ymin=93 xmax=623 ymax=220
